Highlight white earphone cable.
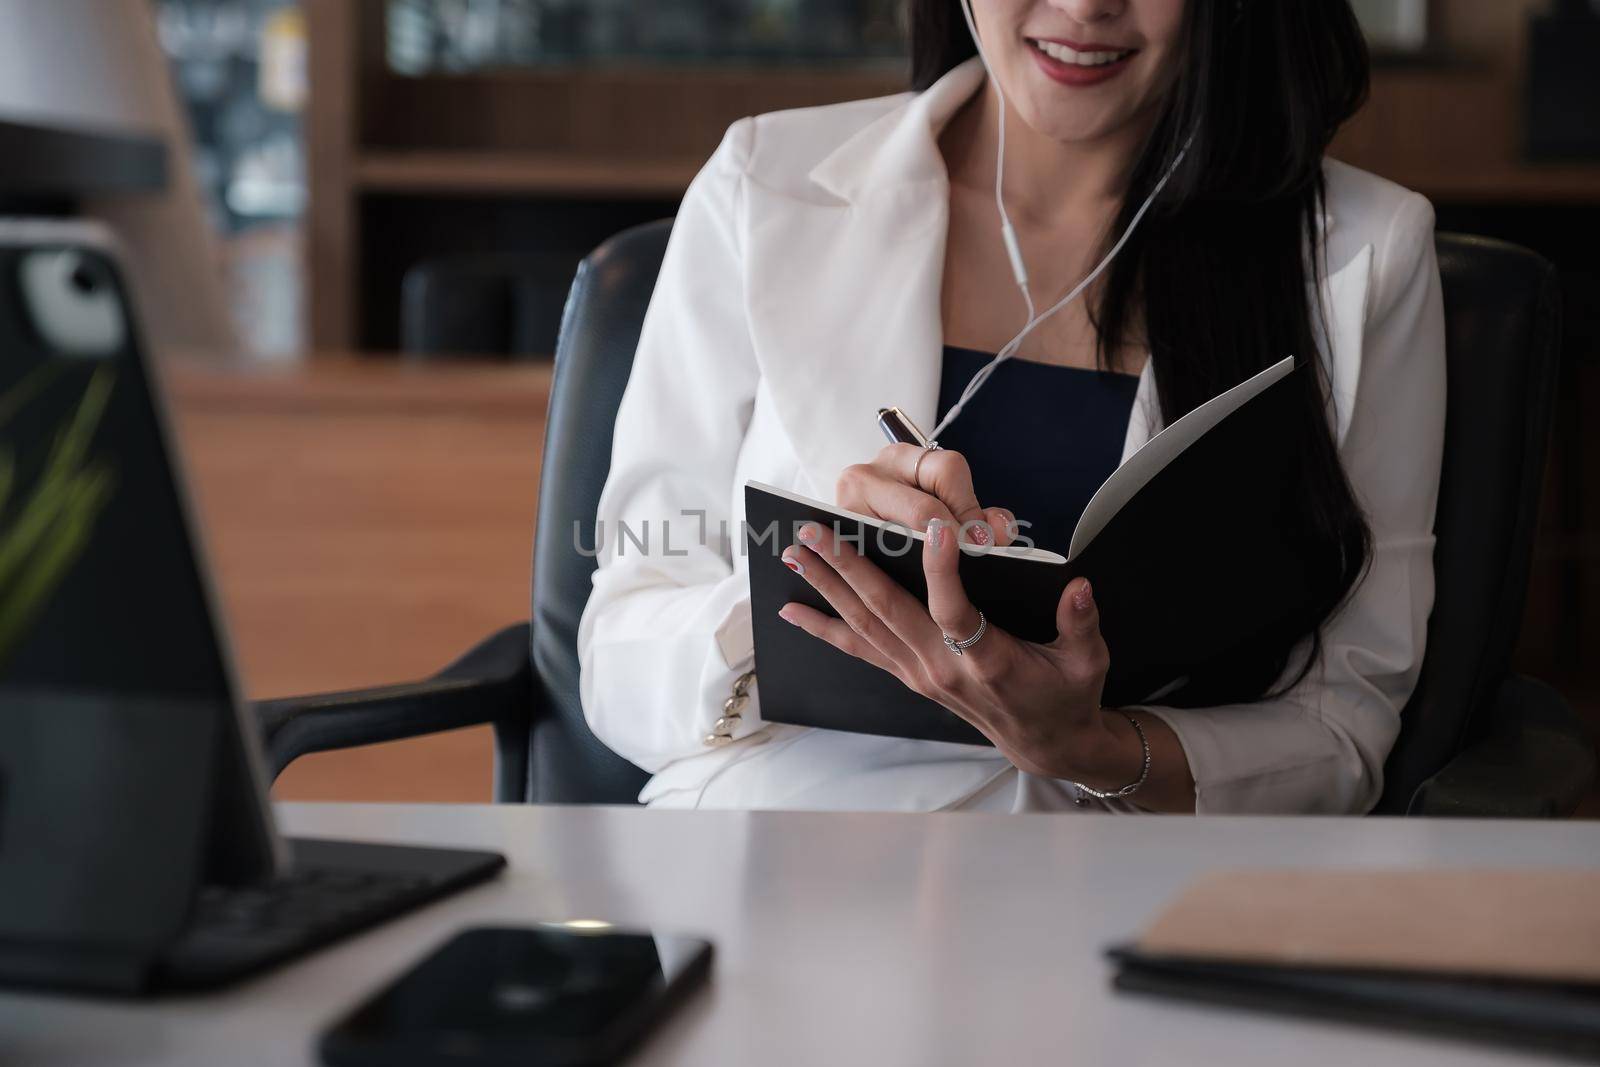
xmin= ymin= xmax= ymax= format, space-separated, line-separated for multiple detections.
xmin=935 ymin=0 xmax=1189 ymax=443
xmin=957 ymin=0 xmax=1034 ymax=320
xmin=930 ymin=135 xmax=1188 ymax=440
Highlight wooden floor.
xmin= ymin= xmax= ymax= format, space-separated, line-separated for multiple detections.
xmin=165 ymin=354 xmax=550 ymax=802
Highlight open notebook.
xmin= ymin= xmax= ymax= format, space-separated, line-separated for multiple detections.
xmin=745 ymin=355 xmax=1308 ymax=745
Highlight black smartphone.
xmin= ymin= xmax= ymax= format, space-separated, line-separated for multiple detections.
xmin=318 ymin=926 xmax=713 ymax=1067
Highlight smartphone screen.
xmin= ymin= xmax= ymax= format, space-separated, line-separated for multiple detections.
xmin=320 ymin=926 xmax=712 ymax=1067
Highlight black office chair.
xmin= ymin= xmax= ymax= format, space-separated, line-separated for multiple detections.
xmin=257 ymin=222 xmax=1596 ymax=815
xmin=399 ymin=252 xmax=579 ymax=360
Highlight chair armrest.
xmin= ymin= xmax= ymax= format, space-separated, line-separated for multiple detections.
xmin=254 ymin=622 xmax=537 ymax=802
xmin=1408 ymin=674 xmax=1598 ymax=817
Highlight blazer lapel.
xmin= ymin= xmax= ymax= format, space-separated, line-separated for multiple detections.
xmin=1318 ymin=240 xmax=1373 ymax=447
xmin=1120 ymin=360 xmax=1161 ymax=462
xmin=744 ymin=60 xmax=986 ymax=500
xmin=745 ymin=54 xmax=1371 ymax=487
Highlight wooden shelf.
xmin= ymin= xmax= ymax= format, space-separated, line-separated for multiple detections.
xmin=1395 ymin=165 xmax=1600 ymax=206
xmin=354 ymin=150 xmax=1600 ymax=205
xmin=355 ymin=151 xmax=699 ymax=198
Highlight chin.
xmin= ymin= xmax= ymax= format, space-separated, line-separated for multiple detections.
xmin=1016 ymin=103 xmax=1130 ymax=147
xmin=1007 ymin=55 xmax=1161 ymax=146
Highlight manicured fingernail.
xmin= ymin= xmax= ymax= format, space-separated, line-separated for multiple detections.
xmin=778 ymin=606 xmax=799 ymax=625
xmin=782 ymin=554 xmax=805 ymax=577
xmin=797 ymin=523 xmax=821 ymax=544
xmin=970 ymin=522 xmax=990 ymax=546
xmin=1073 ymin=579 xmax=1094 ymax=612
xmin=926 ymin=519 xmax=945 ymax=549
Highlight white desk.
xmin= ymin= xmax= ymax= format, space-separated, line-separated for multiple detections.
xmin=3 ymin=805 xmax=1594 ymax=1066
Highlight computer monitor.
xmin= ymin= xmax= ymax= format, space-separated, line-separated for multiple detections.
xmin=0 ymin=218 xmax=283 ymax=886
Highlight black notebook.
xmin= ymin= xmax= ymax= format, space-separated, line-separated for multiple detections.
xmin=744 ymin=355 xmax=1307 ymax=745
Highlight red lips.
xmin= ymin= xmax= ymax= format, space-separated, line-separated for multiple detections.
xmin=1026 ymin=40 xmax=1137 ymax=88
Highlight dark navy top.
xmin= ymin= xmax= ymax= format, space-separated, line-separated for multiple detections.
xmin=934 ymin=345 xmax=1140 ymax=556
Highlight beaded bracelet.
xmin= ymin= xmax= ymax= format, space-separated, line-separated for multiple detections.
xmin=1070 ymin=711 xmax=1150 ymax=802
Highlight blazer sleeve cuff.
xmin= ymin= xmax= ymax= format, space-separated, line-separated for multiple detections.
xmin=1135 ymin=701 xmax=1382 ymax=815
xmin=714 ymin=593 xmax=755 ymax=668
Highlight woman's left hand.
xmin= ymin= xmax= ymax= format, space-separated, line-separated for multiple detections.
xmin=778 ymin=519 xmax=1132 ymax=784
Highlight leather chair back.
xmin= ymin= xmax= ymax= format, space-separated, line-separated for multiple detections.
xmin=1378 ymin=234 xmax=1561 ymax=812
xmin=527 ymin=220 xmax=671 ymax=803
xmin=401 ymin=252 xmax=577 ymax=359
xmin=529 ymin=224 xmax=1561 ymax=810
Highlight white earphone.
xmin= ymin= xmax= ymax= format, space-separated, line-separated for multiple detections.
xmin=930 ymin=0 xmax=1191 ymax=442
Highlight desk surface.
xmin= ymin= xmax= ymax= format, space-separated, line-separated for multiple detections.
xmin=5 ymin=804 xmax=1594 ymax=1066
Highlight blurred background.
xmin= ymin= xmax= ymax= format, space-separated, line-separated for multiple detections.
xmin=2 ymin=0 xmax=1595 ymax=805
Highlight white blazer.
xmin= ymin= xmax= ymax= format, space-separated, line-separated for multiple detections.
xmin=577 ymin=58 xmax=1446 ymax=815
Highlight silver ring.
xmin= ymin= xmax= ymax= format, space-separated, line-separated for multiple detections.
xmin=911 ymin=442 xmax=940 ymax=488
xmin=942 ymin=611 xmax=987 ymax=656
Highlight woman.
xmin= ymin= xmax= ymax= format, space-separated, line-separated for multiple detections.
xmin=577 ymin=0 xmax=1445 ymax=814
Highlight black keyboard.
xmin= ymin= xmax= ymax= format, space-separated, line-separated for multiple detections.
xmin=158 ymin=838 xmax=505 ymax=989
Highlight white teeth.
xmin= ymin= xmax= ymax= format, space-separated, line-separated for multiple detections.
xmin=1031 ymin=39 xmax=1132 ymax=66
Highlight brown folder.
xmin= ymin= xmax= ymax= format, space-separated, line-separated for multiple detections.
xmin=1109 ymin=869 xmax=1600 ymax=1057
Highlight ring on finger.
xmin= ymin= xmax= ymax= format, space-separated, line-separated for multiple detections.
xmin=911 ymin=443 xmax=941 ymax=489
xmin=942 ymin=611 xmax=987 ymax=656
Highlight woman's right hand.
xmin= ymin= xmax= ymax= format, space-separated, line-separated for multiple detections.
xmin=835 ymin=444 xmax=1016 ymax=547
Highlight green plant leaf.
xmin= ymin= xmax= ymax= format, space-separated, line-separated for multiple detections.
xmin=0 ymin=468 xmax=115 ymax=661
xmin=42 ymin=365 xmax=114 ymax=482
xmin=0 ymin=365 xmax=119 ymax=671
xmin=0 ymin=360 xmax=63 ymax=429
xmin=0 ymin=464 xmax=79 ymax=593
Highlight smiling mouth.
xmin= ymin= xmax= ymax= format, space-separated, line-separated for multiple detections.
xmin=1028 ymin=39 xmax=1137 ymax=67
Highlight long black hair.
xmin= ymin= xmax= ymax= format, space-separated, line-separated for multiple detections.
xmin=912 ymin=0 xmax=1374 ymax=703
